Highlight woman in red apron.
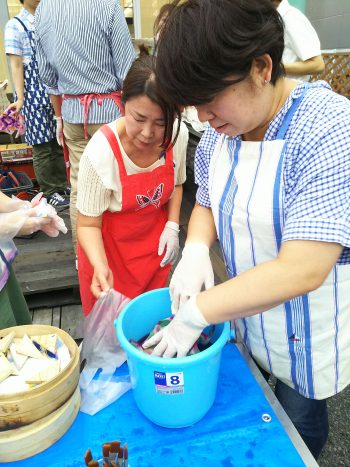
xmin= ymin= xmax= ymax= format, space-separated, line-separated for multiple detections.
xmin=76 ymin=48 xmax=188 ymax=316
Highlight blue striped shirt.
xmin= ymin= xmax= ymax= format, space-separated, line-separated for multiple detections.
xmin=195 ymin=81 xmax=350 ymax=264
xmin=35 ymin=0 xmax=135 ymax=124
xmin=5 ymin=8 xmax=34 ymax=65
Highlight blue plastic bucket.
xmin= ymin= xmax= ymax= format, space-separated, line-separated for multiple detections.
xmin=115 ymin=287 xmax=230 ymax=428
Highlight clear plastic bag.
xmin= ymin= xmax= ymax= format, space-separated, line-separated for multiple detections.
xmin=79 ymin=289 xmax=131 ymax=415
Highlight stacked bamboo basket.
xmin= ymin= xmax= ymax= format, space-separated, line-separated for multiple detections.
xmin=0 ymin=324 xmax=80 ymax=462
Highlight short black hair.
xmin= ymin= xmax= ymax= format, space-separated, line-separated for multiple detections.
xmin=155 ymin=0 xmax=285 ymax=106
xmin=19 ymin=0 xmax=24 ymax=4
xmin=122 ymin=45 xmax=180 ymax=148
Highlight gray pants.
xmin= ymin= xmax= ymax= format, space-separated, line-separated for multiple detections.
xmin=32 ymin=139 xmax=68 ymax=196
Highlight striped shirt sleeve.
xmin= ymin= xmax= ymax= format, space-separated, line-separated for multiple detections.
xmin=194 ymin=126 xmax=221 ymax=207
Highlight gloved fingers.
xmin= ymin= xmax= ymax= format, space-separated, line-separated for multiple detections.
xmin=158 ymin=236 xmax=166 ymax=256
xmin=160 ymin=247 xmax=172 ymax=267
xmin=162 ymin=342 xmax=177 ymax=358
xmin=143 ymin=329 xmax=164 ymax=349
xmin=151 ymin=338 xmax=169 ymax=357
xmin=176 ymin=347 xmax=190 ymax=359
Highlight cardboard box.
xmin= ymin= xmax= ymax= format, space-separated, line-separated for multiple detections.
xmin=0 ymin=143 xmax=33 ymax=163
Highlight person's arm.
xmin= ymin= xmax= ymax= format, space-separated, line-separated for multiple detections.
xmin=283 ymin=54 xmax=325 ymax=77
xmin=146 ymin=239 xmax=342 ymax=357
xmin=77 ymin=213 xmax=113 ymax=298
xmin=6 ymin=54 xmax=24 ymax=114
xmin=167 ymin=184 xmax=182 ymax=223
xmin=50 ymin=94 xmax=62 ymax=117
xmin=186 ymin=202 xmax=218 ymax=247
xmin=199 ymin=239 xmax=342 ymax=323
xmin=50 ymin=94 xmax=64 ymax=145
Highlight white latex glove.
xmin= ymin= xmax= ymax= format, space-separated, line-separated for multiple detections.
xmin=18 ymin=212 xmax=52 ymax=236
xmin=0 ymin=193 xmax=31 ymax=213
xmin=158 ymin=221 xmax=180 ymax=267
xmin=170 ymin=242 xmax=214 ymax=314
xmin=54 ymin=116 xmax=64 ymax=146
xmin=143 ymin=294 xmax=209 ymax=358
xmin=0 ymin=208 xmax=52 ymax=239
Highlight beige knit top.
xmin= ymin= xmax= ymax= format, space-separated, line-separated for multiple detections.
xmin=77 ymin=120 xmax=188 ymax=217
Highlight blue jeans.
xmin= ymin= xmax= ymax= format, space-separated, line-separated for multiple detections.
xmin=258 ymin=366 xmax=329 ymax=460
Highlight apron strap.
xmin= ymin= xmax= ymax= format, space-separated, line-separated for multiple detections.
xmin=100 ymin=125 xmax=128 ymax=180
xmin=13 ymin=16 xmax=28 ymax=33
xmin=276 ymin=84 xmax=309 ymax=140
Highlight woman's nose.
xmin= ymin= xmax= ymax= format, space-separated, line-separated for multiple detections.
xmin=141 ymin=124 xmax=154 ymax=138
xmin=196 ymin=105 xmax=213 ymax=122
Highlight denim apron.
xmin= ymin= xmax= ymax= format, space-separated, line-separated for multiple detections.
xmin=14 ymin=17 xmax=56 ymax=146
xmin=208 ymin=88 xmax=350 ymax=399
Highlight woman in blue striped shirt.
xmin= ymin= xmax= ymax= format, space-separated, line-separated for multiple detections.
xmin=144 ymin=0 xmax=350 ymax=460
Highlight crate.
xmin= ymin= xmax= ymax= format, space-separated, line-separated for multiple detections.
xmin=0 ymin=143 xmax=33 ymax=163
xmin=1 ymin=159 xmax=36 ymax=181
xmin=0 ymin=170 xmax=34 ymax=198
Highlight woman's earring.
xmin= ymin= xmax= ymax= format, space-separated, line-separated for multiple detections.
xmin=264 ymin=79 xmax=270 ymax=84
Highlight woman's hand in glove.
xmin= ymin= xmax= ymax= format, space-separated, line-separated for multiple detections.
xmin=143 ymin=295 xmax=209 ymax=358
xmin=158 ymin=221 xmax=180 ymax=267
xmin=18 ymin=212 xmax=52 ymax=236
xmin=170 ymin=242 xmax=214 ymax=314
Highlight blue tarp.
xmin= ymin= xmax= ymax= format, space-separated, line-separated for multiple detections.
xmin=3 ymin=344 xmax=307 ymax=466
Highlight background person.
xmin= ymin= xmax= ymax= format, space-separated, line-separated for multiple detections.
xmin=144 ymin=0 xmax=350 ymax=460
xmin=76 ymin=48 xmax=188 ymax=317
xmin=272 ymin=0 xmax=325 ymax=81
xmin=35 ymin=0 xmax=135 ymax=251
xmin=4 ymin=0 xmax=69 ymax=210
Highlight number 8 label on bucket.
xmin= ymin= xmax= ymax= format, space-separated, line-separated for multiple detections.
xmin=154 ymin=371 xmax=184 ymax=395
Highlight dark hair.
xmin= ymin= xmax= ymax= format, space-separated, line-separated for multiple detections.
xmin=153 ymin=3 xmax=176 ymax=38
xmin=19 ymin=0 xmax=24 ymax=4
xmin=122 ymin=45 xmax=180 ymax=148
xmin=155 ymin=0 xmax=285 ymax=106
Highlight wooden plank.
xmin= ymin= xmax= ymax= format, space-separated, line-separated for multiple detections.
xmin=26 ymin=288 xmax=81 ymax=309
xmin=60 ymin=305 xmax=84 ymax=340
xmin=31 ymin=308 xmax=53 ymax=325
xmin=18 ymin=269 xmax=79 ymax=295
xmin=52 ymin=307 xmax=61 ymax=328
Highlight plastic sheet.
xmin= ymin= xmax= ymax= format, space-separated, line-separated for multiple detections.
xmin=79 ymin=290 xmax=131 ymax=415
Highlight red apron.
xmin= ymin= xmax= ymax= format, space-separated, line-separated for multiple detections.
xmin=78 ymin=124 xmax=175 ymax=316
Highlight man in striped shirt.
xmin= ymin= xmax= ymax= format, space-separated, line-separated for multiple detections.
xmin=35 ymin=0 xmax=135 ymax=250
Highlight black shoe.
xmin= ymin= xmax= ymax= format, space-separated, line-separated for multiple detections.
xmin=47 ymin=192 xmax=70 ymax=211
xmin=58 ymin=186 xmax=71 ymax=198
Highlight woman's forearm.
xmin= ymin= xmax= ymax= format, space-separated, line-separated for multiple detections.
xmin=198 ymin=239 xmax=343 ymax=323
xmin=167 ymin=184 xmax=183 ymax=224
xmin=77 ymin=214 xmax=108 ymax=268
xmin=186 ymin=203 xmax=218 ymax=247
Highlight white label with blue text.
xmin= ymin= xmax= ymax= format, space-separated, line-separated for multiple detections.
xmin=154 ymin=371 xmax=184 ymax=395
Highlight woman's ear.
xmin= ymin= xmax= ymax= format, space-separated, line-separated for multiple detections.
xmin=252 ymin=54 xmax=273 ymax=85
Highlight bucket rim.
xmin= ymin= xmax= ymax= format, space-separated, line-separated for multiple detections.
xmin=115 ymin=287 xmax=230 ymax=365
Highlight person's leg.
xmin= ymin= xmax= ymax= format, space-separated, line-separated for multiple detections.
xmin=274 ymin=379 xmax=329 ymax=460
xmin=32 ymin=141 xmax=58 ymax=197
xmin=0 ymin=267 xmax=32 ymax=329
xmin=63 ymin=122 xmax=101 ymax=252
xmin=49 ymin=139 xmax=69 ymax=192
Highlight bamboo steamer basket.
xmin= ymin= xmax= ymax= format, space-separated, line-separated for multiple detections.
xmin=0 ymin=324 xmax=79 ymax=430
xmin=0 ymin=386 xmax=80 ymax=462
